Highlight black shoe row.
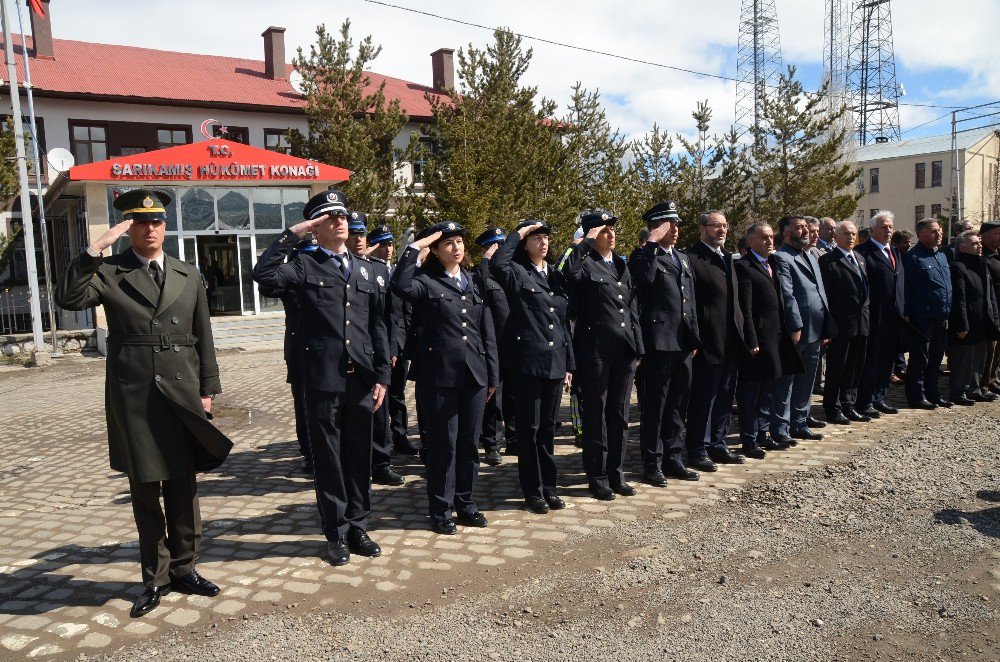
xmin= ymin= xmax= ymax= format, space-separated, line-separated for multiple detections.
xmin=130 ymin=570 xmax=221 ymax=618
xmin=525 ymin=495 xmax=566 ymax=513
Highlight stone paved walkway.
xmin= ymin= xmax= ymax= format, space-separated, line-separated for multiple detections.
xmin=0 ymin=349 xmax=993 ymax=659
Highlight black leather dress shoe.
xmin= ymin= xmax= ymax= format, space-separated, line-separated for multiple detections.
xmin=589 ymin=485 xmax=616 ymax=500
xmin=806 ymin=416 xmax=827 ymax=428
xmin=326 ymin=541 xmax=351 ymax=566
xmin=968 ymin=392 xmax=991 ymax=403
xmin=130 ymin=585 xmax=170 ymax=618
xmin=643 ymin=470 xmax=668 ymax=487
xmin=172 ymin=570 xmax=220 ymax=597
xmin=432 ymin=519 xmax=458 ymax=535
xmin=457 ymin=511 xmax=488 ymax=528
xmin=988 ymin=383 xmax=1000 ymax=395
xmin=790 ymin=429 xmax=823 ymax=440
xmin=936 ymin=399 xmax=954 ymax=408
xmin=372 ymin=466 xmax=405 ymax=486
xmin=873 ymin=402 xmax=899 ymax=415
xmin=394 ymin=439 xmax=421 ymax=456
xmin=610 ymin=482 xmax=637 ymax=496
xmin=980 ymin=391 xmax=998 ymax=402
xmin=909 ymin=400 xmax=938 ymax=410
xmin=663 ymin=461 xmax=700 ymax=481
xmin=758 ymin=437 xmax=786 ymax=451
xmin=844 ymin=408 xmax=871 ymax=422
xmin=826 ymin=411 xmax=852 ymax=425
xmin=953 ymin=395 xmax=975 ymax=406
xmin=742 ymin=446 xmax=767 ymax=459
xmin=772 ymin=434 xmax=797 ymax=447
xmin=709 ymin=450 xmax=745 ymax=465
xmin=483 ymin=449 xmax=503 ymax=466
xmin=545 ymin=495 xmax=566 ymax=510
xmin=346 ymin=529 xmax=382 ymax=557
xmin=857 ymin=406 xmax=882 ymax=418
xmin=687 ymin=457 xmax=718 ymax=472
xmin=525 ymin=496 xmax=550 ymax=514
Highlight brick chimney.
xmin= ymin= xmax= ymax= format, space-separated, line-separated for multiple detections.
xmin=30 ymin=0 xmax=54 ymax=60
xmin=262 ymin=26 xmax=286 ymax=80
xmin=431 ymin=48 xmax=454 ymax=91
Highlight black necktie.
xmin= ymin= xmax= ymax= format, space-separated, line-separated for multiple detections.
xmin=149 ymin=261 xmax=164 ymax=290
xmin=334 ymin=253 xmax=351 ymax=280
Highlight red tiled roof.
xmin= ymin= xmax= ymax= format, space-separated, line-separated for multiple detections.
xmin=5 ymin=36 xmax=443 ymax=119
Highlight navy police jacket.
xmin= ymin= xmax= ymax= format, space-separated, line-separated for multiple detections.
xmin=390 ymin=245 xmax=500 ymax=389
xmin=252 ymin=229 xmax=391 ymax=393
xmin=628 ymin=242 xmax=700 ymax=354
xmin=903 ymin=243 xmax=953 ymax=320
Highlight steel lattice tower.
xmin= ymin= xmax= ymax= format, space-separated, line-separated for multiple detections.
xmin=735 ymin=0 xmax=783 ymax=142
xmin=846 ymin=0 xmax=901 ymax=144
xmin=823 ymin=0 xmax=850 ymax=100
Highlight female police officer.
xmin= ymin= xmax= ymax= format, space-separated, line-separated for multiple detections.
xmin=560 ymin=211 xmax=643 ymax=500
xmin=390 ymin=222 xmax=499 ymax=534
xmin=490 ymin=220 xmax=574 ymax=513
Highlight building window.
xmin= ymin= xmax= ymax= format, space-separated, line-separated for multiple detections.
xmin=70 ymin=123 xmax=107 ymax=164
xmin=870 ymin=209 xmax=879 ymax=221
xmin=931 ymin=160 xmax=942 ymax=187
xmin=264 ymin=129 xmax=290 ymax=153
xmin=212 ymin=124 xmax=249 ymax=144
xmin=931 ymin=203 xmax=942 ymax=219
xmin=157 ymin=128 xmax=189 ymax=149
xmin=915 ymin=205 xmax=925 ymax=222
xmin=869 ymin=167 xmax=880 ymax=193
xmin=412 ymin=136 xmax=435 ymax=185
xmin=915 ymin=162 xmax=926 ymax=189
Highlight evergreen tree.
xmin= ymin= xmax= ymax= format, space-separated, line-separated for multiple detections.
xmin=751 ymin=67 xmax=861 ymax=222
xmin=0 ymin=118 xmax=21 ymax=207
xmin=707 ymin=126 xmax=754 ymax=240
xmin=289 ymin=20 xmax=410 ymax=230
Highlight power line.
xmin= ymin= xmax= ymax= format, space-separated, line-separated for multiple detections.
xmin=362 ymin=0 xmax=973 ymax=111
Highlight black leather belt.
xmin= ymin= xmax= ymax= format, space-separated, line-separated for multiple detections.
xmin=113 ymin=333 xmax=198 ymax=349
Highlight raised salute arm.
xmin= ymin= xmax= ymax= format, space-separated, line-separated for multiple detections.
xmin=389 ymin=230 xmax=441 ymax=302
xmin=251 ymin=216 xmax=328 ymax=290
xmin=56 ymin=219 xmax=135 ymax=310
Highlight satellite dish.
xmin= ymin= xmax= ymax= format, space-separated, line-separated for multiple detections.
xmin=47 ymin=147 xmax=75 ymax=173
xmin=289 ymin=70 xmax=305 ymax=95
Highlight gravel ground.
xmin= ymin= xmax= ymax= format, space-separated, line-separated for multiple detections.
xmin=90 ymin=406 xmax=1000 ymax=662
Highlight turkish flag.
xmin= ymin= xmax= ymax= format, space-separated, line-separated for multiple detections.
xmin=29 ymin=0 xmax=45 ymax=18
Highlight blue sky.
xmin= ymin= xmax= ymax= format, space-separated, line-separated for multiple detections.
xmin=37 ymin=0 xmax=1000 ymax=143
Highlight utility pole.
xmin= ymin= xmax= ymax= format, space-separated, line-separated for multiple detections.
xmin=2 ymin=0 xmax=48 ymax=364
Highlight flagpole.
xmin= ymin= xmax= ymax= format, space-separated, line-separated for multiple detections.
xmin=2 ymin=0 xmax=47 ymax=362
xmin=15 ymin=0 xmax=60 ymax=356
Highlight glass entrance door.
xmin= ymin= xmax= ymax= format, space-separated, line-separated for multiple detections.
xmin=192 ymin=235 xmax=257 ymax=316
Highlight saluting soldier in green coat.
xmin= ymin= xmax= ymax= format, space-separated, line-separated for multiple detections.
xmin=57 ymin=189 xmax=233 ymax=618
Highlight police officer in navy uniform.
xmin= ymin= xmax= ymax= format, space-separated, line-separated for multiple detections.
xmin=490 ymin=220 xmax=574 ymax=512
xmin=561 ymin=210 xmax=644 ymax=500
xmin=252 ymin=190 xmax=390 ymax=566
xmin=474 ymin=226 xmax=515 ymax=465
xmin=391 ymin=222 xmax=499 ymax=534
xmin=368 ymin=223 xmax=421 ymax=458
xmin=628 ymin=201 xmax=702 ymax=487
xmin=346 ymin=212 xmax=405 ymax=487
xmin=258 ymin=238 xmax=319 ymax=475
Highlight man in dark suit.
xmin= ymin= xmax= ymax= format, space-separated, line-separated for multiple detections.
xmin=684 ymin=210 xmax=749 ymax=471
xmin=771 ymin=215 xmax=833 ymax=444
xmin=980 ymin=221 xmax=1000 ymax=394
xmin=57 ymin=189 xmax=233 ymax=618
xmin=903 ymin=218 xmax=953 ymax=409
xmin=819 ymin=221 xmax=871 ymax=424
xmin=253 ymin=190 xmax=390 ymax=566
xmin=856 ymin=211 xmax=905 ymax=417
xmin=629 ymin=201 xmax=701 ymax=486
xmin=734 ymin=222 xmax=803 ymax=456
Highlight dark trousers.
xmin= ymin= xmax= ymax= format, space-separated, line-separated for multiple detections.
xmin=771 ymin=339 xmax=822 ymax=436
xmin=129 ymin=471 xmax=200 ymax=588
xmin=686 ymin=358 xmax=738 ymax=458
xmin=576 ymin=356 xmax=636 ymax=489
xmin=306 ymin=377 xmax=373 ymax=542
xmin=736 ymin=377 xmax=773 ymax=450
xmin=388 ymin=358 xmax=410 ymax=448
xmin=480 ymin=371 xmax=516 ymax=451
xmin=982 ymin=340 xmax=1000 ymax=388
xmin=894 ymin=352 xmax=907 ymax=376
xmin=948 ymin=341 xmax=988 ymax=399
xmin=290 ymin=380 xmax=311 ymax=462
xmin=418 ymin=374 xmax=488 ymax=525
xmin=857 ymin=316 xmax=899 ymax=409
xmin=823 ymin=334 xmax=868 ymax=414
xmin=639 ymin=350 xmax=691 ymax=471
xmin=905 ymin=318 xmax=948 ymax=404
xmin=512 ymin=371 xmax=562 ymax=500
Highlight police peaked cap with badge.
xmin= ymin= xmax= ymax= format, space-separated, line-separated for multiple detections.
xmin=514 ymin=219 xmax=551 ymax=237
xmin=579 ymin=209 xmax=618 ymax=231
xmin=367 ymin=224 xmax=394 ymax=246
xmin=642 ymin=200 xmax=684 ymax=226
xmin=113 ymin=189 xmax=171 ymax=222
xmin=303 ymin=189 xmax=348 ymax=220
xmin=428 ymin=220 xmax=465 ymax=245
xmin=475 ymin=226 xmax=507 ymax=248
xmin=348 ymin=211 xmax=368 ymax=236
